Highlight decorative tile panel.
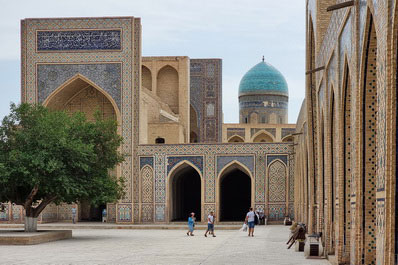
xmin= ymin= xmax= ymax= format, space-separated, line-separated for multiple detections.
xmin=167 ymin=156 xmax=204 ymax=175
xmin=37 ymin=63 xmax=122 ymax=109
xmin=266 ymin=155 xmax=288 ymax=166
xmin=37 ymin=30 xmax=121 ymax=51
xmin=216 ymin=155 xmax=254 ymax=176
xmin=140 ymin=156 xmax=154 ymax=170
xmin=117 ymin=203 xmax=132 ymax=222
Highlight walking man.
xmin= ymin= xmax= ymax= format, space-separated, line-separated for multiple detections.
xmin=245 ymin=207 xmax=255 ymax=237
xmin=204 ymin=211 xmax=216 ymax=237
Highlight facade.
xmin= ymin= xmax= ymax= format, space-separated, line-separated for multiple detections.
xmin=0 ymin=16 xmax=295 ymax=226
xmin=294 ymin=1 xmax=398 ymax=264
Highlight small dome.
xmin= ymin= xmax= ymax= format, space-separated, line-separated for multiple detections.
xmin=239 ymin=61 xmax=288 ymax=97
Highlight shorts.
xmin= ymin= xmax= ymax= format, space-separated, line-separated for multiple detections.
xmin=207 ymin=223 xmax=214 ymax=231
xmin=248 ymin=221 xmax=255 ymax=228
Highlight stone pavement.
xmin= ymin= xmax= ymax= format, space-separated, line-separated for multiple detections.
xmin=0 ymin=225 xmax=330 ymax=265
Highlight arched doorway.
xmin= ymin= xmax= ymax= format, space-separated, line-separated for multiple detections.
xmin=44 ymin=75 xmax=120 ymax=222
xmin=169 ymin=163 xmax=201 ymax=221
xmin=219 ymin=163 xmax=252 ymax=221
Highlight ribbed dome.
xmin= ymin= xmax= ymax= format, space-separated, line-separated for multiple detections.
xmin=239 ymin=61 xmax=288 ymax=97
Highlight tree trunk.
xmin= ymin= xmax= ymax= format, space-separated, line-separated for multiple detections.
xmin=24 ymin=216 xmax=38 ymax=232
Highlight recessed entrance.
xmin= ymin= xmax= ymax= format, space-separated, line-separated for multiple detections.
xmin=169 ymin=164 xmax=201 ymax=221
xmin=219 ymin=166 xmax=251 ymax=221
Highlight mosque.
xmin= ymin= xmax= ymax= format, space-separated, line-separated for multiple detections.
xmin=2 ymin=1 xmax=398 ymax=263
xmin=0 ymin=17 xmax=295 ymax=225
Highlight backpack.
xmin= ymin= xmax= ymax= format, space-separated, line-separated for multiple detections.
xmin=254 ymin=213 xmax=259 ymax=225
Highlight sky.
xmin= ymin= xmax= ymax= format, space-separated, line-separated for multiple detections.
xmin=0 ymin=0 xmax=305 ymax=123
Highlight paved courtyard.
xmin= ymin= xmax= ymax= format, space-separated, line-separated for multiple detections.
xmin=0 ymin=225 xmax=330 ymax=265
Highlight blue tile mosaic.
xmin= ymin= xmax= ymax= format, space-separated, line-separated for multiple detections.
xmin=37 ymin=30 xmax=121 ymax=51
xmin=266 ymin=155 xmax=288 ymax=166
xmin=167 ymin=156 xmax=204 ymax=175
xmin=37 ymin=63 xmax=121 ymax=109
xmin=216 ymin=155 xmax=254 ymax=175
xmin=140 ymin=157 xmax=154 ymax=170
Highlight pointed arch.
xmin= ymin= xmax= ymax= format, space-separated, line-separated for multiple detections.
xmin=358 ymin=10 xmax=378 ymax=264
xmin=227 ymin=135 xmax=245 ymax=143
xmin=157 ymin=65 xmax=179 ymax=114
xmin=141 ymin=165 xmax=154 ymax=203
xmin=251 ymin=130 xmax=275 ymax=143
xmin=267 ymin=159 xmax=287 ymax=202
xmin=190 ymin=104 xmax=199 ymax=143
xmin=342 ymin=59 xmax=352 ymax=260
xmin=167 ymin=160 xmax=203 ymax=222
xmin=282 ymin=135 xmax=294 ymax=142
xmin=142 ymin=65 xmax=152 ymax=91
xmin=217 ymin=160 xmax=253 ymax=221
xmin=43 ymin=73 xmax=121 ymax=123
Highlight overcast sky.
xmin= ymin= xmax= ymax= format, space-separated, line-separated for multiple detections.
xmin=0 ymin=0 xmax=305 ymax=123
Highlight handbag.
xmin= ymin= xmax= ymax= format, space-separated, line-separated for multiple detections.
xmin=241 ymin=223 xmax=248 ymax=232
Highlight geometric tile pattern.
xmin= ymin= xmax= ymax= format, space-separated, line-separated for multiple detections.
xmin=141 ymin=166 xmax=154 ymax=203
xmin=216 ymin=155 xmax=254 ymax=176
xmin=138 ymin=143 xmax=293 ymax=222
xmin=37 ymin=63 xmax=122 ymax=109
xmin=190 ymin=59 xmax=222 ymax=143
xmin=266 ymin=155 xmax=288 ymax=166
xmin=268 ymin=204 xmax=286 ymax=221
xmin=117 ymin=204 xmax=132 ymax=222
xmin=167 ymin=156 xmax=203 ymax=175
xmin=268 ymin=160 xmax=286 ymax=202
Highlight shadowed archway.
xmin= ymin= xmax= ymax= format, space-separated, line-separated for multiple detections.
xmin=169 ymin=163 xmax=201 ymax=222
xmin=219 ymin=163 xmax=252 ymax=221
xmin=43 ymin=75 xmax=119 ymax=222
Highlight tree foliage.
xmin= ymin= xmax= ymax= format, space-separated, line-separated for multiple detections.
xmin=0 ymin=103 xmax=125 ymax=218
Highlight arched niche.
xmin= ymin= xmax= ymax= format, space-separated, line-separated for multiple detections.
xmin=228 ymin=135 xmax=245 ymax=143
xmin=282 ymin=135 xmax=294 ymax=142
xmin=157 ymin=65 xmax=179 ymax=114
xmin=190 ymin=105 xmax=199 ymax=143
xmin=43 ymin=75 xmax=120 ymax=123
xmin=142 ymin=65 xmax=152 ymax=91
xmin=252 ymin=130 xmax=274 ymax=143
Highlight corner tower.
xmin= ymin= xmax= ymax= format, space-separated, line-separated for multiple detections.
xmin=239 ymin=58 xmax=288 ymax=124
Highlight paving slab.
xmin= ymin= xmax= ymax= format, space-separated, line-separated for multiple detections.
xmin=0 ymin=225 xmax=330 ymax=265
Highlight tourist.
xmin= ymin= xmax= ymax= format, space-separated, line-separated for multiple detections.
xmin=187 ymin=212 xmax=195 ymax=236
xmin=204 ymin=211 xmax=216 ymax=237
xmin=259 ymin=210 xmax=265 ymax=225
xmin=71 ymin=205 xmax=77 ymax=224
xmin=245 ymin=207 xmax=255 ymax=237
xmin=102 ymin=208 xmax=107 ymax=223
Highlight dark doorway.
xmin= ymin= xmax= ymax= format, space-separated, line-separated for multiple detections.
xmin=171 ymin=165 xmax=201 ymax=221
xmin=220 ymin=168 xmax=251 ymax=221
xmin=80 ymin=202 xmax=106 ymax=222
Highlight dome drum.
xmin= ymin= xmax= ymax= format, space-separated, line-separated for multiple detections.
xmin=238 ymin=60 xmax=289 ymax=125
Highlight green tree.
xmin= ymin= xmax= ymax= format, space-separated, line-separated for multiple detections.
xmin=0 ymin=103 xmax=125 ymax=232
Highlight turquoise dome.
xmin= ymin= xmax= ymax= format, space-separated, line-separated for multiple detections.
xmin=239 ymin=61 xmax=288 ymax=97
